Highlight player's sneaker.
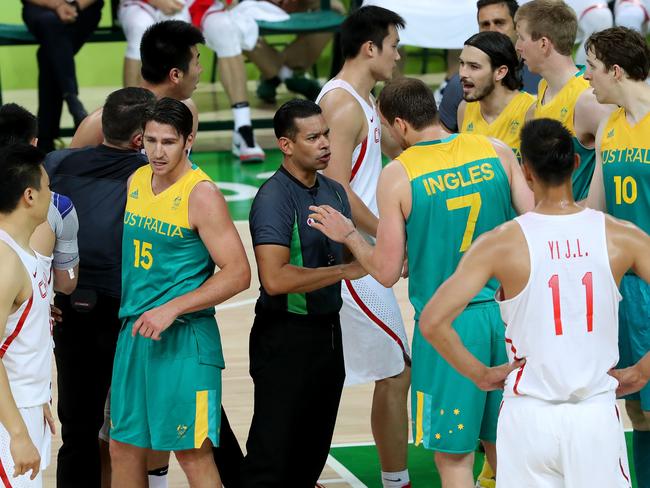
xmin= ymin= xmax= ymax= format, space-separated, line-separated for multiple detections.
xmin=257 ymin=76 xmax=281 ymax=104
xmin=285 ymin=74 xmax=322 ymax=101
xmin=232 ymin=125 xmax=265 ymax=163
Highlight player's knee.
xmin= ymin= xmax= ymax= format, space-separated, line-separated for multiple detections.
xmin=615 ymin=2 xmax=647 ymax=31
xmin=174 ymin=446 xmax=213 ymax=474
xmin=376 ymin=366 xmax=411 ymax=395
xmin=580 ymin=5 xmax=614 ymax=36
xmin=109 ymin=439 xmax=138 ymax=464
xmin=625 ymin=400 xmax=650 ymax=430
xmin=204 ymin=19 xmax=243 ymax=58
xmin=434 ymin=450 xmax=474 ymax=470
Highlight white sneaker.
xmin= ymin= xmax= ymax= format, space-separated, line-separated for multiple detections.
xmin=232 ymin=125 xmax=265 ymax=163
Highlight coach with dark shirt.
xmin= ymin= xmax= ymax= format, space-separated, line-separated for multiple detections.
xmin=242 ymin=99 xmax=366 ymax=487
xmin=45 ymin=87 xmax=154 ymax=487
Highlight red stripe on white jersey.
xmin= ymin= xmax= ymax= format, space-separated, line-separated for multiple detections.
xmin=513 ymin=361 xmax=526 ymax=396
xmin=0 ymin=457 xmax=12 ymax=488
xmin=350 ymin=137 xmax=368 ymax=182
xmin=344 ymin=279 xmax=406 ymax=355
xmin=0 ymin=296 xmax=33 ymax=359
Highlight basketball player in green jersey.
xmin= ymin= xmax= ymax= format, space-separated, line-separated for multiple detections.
xmin=515 ymin=0 xmax=612 ymax=201
xmin=309 ymin=77 xmax=533 ymax=487
xmin=583 ymin=26 xmax=650 ymax=488
xmin=109 ymin=98 xmax=251 ymax=488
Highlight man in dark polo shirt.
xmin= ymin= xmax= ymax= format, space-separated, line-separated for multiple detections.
xmin=242 ymin=99 xmax=366 ymax=487
xmin=44 ymin=87 xmax=154 ymax=488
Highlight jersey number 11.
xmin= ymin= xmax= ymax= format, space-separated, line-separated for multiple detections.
xmin=548 ymin=272 xmax=593 ymax=335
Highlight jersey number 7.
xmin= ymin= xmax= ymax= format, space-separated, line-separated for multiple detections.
xmin=446 ymin=192 xmax=482 ymax=252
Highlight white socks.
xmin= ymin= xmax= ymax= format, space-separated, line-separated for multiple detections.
xmin=232 ymin=102 xmax=252 ymax=131
xmin=278 ymin=65 xmax=294 ymax=81
xmin=381 ymin=469 xmax=410 ymax=488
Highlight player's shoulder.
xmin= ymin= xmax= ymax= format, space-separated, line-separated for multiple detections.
xmin=471 ymin=219 xmax=525 ymax=256
xmin=318 ymin=86 xmax=365 ymax=119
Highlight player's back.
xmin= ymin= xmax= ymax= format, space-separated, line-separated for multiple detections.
xmin=498 ymin=208 xmax=620 ymax=402
xmin=397 ymin=133 xmax=514 ymax=320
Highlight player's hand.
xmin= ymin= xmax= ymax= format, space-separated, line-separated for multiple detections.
xmin=150 ymin=0 xmax=185 ymax=15
xmin=609 ymin=364 xmax=650 ymax=397
xmin=55 ymin=3 xmax=78 ymax=23
xmin=131 ymin=305 xmax=178 ymax=341
xmin=43 ymin=404 xmax=56 ymax=436
xmin=342 ymin=261 xmax=367 ymax=281
xmin=308 ymin=205 xmax=356 ymax=243
xmin=50 ymin=305 xmax=63 ymax=324
xmin=475 ymin=359 xmax=525 ymax=391
xmin=401 ymin=254 xmax=409 ymax=279
xmin=10 ymin=432 xmax=40 ymax=480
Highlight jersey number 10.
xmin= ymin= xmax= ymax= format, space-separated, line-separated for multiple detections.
xmin=548 ymin=272 xmax=593 ymax=335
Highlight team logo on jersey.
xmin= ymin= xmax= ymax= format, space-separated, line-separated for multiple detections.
xmin=466 ymin=122 xmax=474 ymax=132
xmin=172 ymin=196 xmax=182 ymax=210
xmin=509 ymin=120 xmax=520 ymax=135
xmin=607 ymin=128 xmax=615 ymax=138
xmin=177 ymin=424 xmax=188 ymax=438
xmin=560 ymin=107 xmax=568 ymax=119
xmin=130 ymin=189 xmax=139 ymax=199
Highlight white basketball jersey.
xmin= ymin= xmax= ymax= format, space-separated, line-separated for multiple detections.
xmin=0 ymin=230 xmax=53 ymax=408
xmin=497 ymin=209 xmax=621 ymax=402
xmin=316 ymin=79 xmax=382 ymax=216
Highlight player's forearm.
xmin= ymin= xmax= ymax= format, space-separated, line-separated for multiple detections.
xmin=164 ymin=262 xmax=251 ymax=317
xmin=0 ymin=365 xmax=28 ymax=438
xmin=348 ymin=191 xmax=378 ymax=238
xmin=421 ymin=319 xmax=488 ymax=384
xmin=261 ymin=264 xmax=348 ymax=295
xmin=343 ymin=230 xmax=398 ymax=287
xmin=53 ymin=265 xmax=78 ymax=295
xmin=635 ymin=352 xmax=650 ymax=384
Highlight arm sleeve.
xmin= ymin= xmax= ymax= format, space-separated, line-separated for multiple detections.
xmin=438 ymin=73 xmax=463 ymax=133
xmin=249 ymin=181 xmax=295 ymax=248
xmin=47 ymin=193 xmax=80 ymax=270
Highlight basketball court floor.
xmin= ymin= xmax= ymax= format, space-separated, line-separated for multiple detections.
xmin=4 ymin=82 xmax=638 ymax=487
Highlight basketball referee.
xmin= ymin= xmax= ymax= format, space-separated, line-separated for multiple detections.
xmin=242 ymin=99 xmax=366 ymax=487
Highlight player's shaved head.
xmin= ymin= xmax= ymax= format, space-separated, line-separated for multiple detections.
xmin=103 ymin=87 xmax=157 ymax=145
xmin=520 ymin=118 xmax=575 ymax=186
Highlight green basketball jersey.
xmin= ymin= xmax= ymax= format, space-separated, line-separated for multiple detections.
xmin=601 ymin=107 xmax=650 ymax=235
xmin=397 ymin=134 xmax=514 ymax=320
xmin=120 ymin=163 xmax=215 ymax=320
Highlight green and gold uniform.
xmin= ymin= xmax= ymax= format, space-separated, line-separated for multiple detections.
xmin=461 ymin=91 xmax=535 ymax=162
xmin=534 ymin=67 xmax=594 ymax=200
xmin=399 ymin=133 xmax=513 ymax=453
xmin=111 ymin=163 xmax=223 ymax=451
xmin=601 ymin=107 xmax=650 ymax=408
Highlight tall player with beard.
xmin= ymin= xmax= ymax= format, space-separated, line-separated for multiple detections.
xmin=458 ymin=31 xmax=535 ymax=163
xmin=316 ymin=7 xmax=411 ymax=487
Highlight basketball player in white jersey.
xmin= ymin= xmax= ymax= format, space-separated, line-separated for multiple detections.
xmin=0 ymin=144 xmax=55 ymax=487
xmin=316 ymin=7 xmax=411 ymax=487
xmin=420 ymin=118 xmax=650 ymax=486
xmin=613 ymin=0 xmax=649 ymax=33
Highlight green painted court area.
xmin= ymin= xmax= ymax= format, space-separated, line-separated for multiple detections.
xmin=329 ymin=432 xmax=638 ymax=487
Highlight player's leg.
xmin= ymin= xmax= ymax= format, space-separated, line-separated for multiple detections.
xmin=372 ymin=368 xmax=411 ymax=487
xmin=619 ymin=274 xmax=650 ymax=488
xmin=117 ymin=2 xmax=157 ymax=87
xmin=574 ymin=3 xmax=613 ymax=66
xmin=562 ymin=401 xmax=631 ymax=487
xmin=412 ymin=305 xmax=494 ymax=487
xmin=202 ymin=8 xmax=265 ymax=162
xmin=615 ymin=0 xmax=648 ymax=31
xmin=496 ymin=400 xmax=563 ymax=488
xmin=175 ymin=440 xmax=221 ymax=488
xmin=109 ymin=440 xmax=147 ymax=488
